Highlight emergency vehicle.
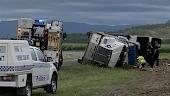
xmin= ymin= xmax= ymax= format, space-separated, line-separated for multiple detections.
xmin=0 ymin=40 xmax=58 ymax=96
xmin=16 ymin=18 xmax=64 ymax=69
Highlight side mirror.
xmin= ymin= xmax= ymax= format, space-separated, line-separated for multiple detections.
xmin=28 ymin=40 xmax=34 ymax=46
xmin=47 ymin=57 xmax=53 ymax=62
xmin=63 ymin=32 xmax=67 ymax=40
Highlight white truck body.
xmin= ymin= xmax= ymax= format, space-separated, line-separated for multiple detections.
xmin=0 ymin=40 xmax=58 ymax=96
xmin=82 ymin=32 xmax=127 ymax=68
xmin=99 ymin=36 xmax=125 ymax=67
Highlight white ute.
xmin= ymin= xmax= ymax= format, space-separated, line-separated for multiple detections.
xmin=0 ymin=40 xmax=58 ymax=96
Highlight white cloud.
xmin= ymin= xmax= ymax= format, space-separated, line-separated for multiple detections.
xmin=14 ymin=9 xmax=44 ymax=13
xmin=0 ymin=18 xmax=18 ymax=21
xmin=124 ymin=3 xmax=170 ymax=10
xmin=0 ymin=0 xmax=170 ymax=25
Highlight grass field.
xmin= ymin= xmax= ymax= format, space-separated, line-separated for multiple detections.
xmin=62 ymin=43 xmax=87 ymax=51
xmin=160 ymin=44 xmax=170 ymax=59
xmin=33 ymin=64 xmax=142 ymax=96
xmin=32 ymin=44 xmax=169 ymax=96
xmin=160 ymin=44 xmax=170 ymax=53
xmin=160 ymin=53 xmax=170 ymax=59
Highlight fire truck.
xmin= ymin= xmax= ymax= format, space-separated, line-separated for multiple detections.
xmin=16 ymin=18 xmax=64 ymax=69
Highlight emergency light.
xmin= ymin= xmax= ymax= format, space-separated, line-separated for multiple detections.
xmin=34 ymin=20 xmax=45 ymax=25
xmin=39 ymin=20 xmax=44 ymax=22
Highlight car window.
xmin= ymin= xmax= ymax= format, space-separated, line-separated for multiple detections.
xmin=0 ymin=46 xmax=6 ymax=53
xmin=30 ymin=48 xmax=37 ymax=61
xmin=36 ymin=49 xmax=45 ymax=62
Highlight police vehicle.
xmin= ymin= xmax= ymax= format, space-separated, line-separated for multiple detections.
xmin=0 ymin=40 xmax=58 ymax=96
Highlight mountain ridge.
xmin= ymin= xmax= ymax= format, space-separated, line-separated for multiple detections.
xmin=0 ymin=20 xmax=132 ymax=38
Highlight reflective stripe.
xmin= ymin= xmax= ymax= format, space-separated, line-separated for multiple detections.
xmin=0 ymin=66 xmax=15 ymax=71
xmin=0 ymin=65 xmax=33 ymax=72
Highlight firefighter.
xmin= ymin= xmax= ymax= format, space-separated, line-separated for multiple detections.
xmin=149 ymin=41 xmax=160 ymax=71
xmin=147 ymin=42 xmax=154 ymax=66
xmin=153 ymin=41 xmax=160 ymax=66
xmin=137 ymin=55 xmax=146 ymax=71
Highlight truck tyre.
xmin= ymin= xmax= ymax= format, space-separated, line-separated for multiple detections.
xmin=17 ymin=79 xmax=32 ymax=96
xmin=45 ymin=74 xmax=57 ymax=94
xmin=58 ymin=51 xmax=63 ymax=70
xmin=58 ymin=57 xmax=63 ymax=70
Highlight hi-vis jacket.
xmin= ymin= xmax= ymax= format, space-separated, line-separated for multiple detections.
xmin=137 ymin=56 xmax=146 ymax=64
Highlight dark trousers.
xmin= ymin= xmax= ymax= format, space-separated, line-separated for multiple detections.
xmin=150 ymin=59 xmax=159 ymax=68
xmin=141 ymin=63 xmax=146 ymax=68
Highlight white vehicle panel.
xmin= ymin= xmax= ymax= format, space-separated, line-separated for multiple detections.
xmin=90 ymin=33 xmax=102 ymax=44
xmin=44 ymin=50 xmax=59 ymax=63
xmin=31 ymin=47 xmax=50 ymax=87
xmin=0 ymin=81 xmax=16 ymax=87
xmin=100 ymin=36 xmax=117 ymax=50
xmin=0 ymin=44 xmax=7 ymax=66
xmin=17 ymin=74 xmax=27 ymax=87
xmin=108 ymin=41 xmax=125 ymax=68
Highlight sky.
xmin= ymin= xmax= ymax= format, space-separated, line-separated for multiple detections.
xmin=0 ymin=0 xmax=170 ymax=25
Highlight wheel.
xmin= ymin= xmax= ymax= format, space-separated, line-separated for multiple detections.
xmin=45 ymin=74 xmax=57 ymax=94
xmin=17 ymin=79 xmax=32 ymax=96
xmin=58 ymin=54 xmax=63 ymax=70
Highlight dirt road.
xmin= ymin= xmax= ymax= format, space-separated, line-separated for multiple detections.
xmin=103 ymin=59 xmax=170 ymax=96
xmin=63 ymin=51 xmax=84 ymax=61
xmin=62 ymin=51 xmax=84 ymax=66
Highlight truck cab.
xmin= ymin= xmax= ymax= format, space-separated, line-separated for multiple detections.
xmin=0 ymin=40 xmax=58 ymax=96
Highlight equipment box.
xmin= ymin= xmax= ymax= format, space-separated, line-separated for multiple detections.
xmin=18 ymin=18 xmax=34 ymax=28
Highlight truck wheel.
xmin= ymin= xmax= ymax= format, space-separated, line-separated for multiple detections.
xmin=17 ymin=79 xmax=32 ymax=96
xmin=58 ymin=51 xmax=63 ymax=70
xmin=45 ymin=74 xmax=57 ymax=94
xmin=58 ymin=55 xmax=63 ymax=70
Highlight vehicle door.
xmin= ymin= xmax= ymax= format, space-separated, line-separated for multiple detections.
xmin=0 ymin=44 xmax=7 ymax=66
xmin=31 ymin=48 xmax=50 ymax=87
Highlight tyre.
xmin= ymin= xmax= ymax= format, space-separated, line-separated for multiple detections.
xmin=45 ymin=74 xmax=57 ymax=94
xmin=17 ymin=79 xmax=32 ymax=96
xmin=58 ymin=53 xmax=63 ymax=70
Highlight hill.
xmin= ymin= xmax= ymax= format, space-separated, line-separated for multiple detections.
xmin=0 ymin=20 xmax=17 ymax=38
xmin=64 ymin=22 xmax=170 ymax=44
xmin=121 ymin=23 xmax=170 ymax=39
xmin=64 ymin=22 xmax=132 ymax=33
xmin=0 ymin=20 xmax=132 ymax=39
xmin=1 ymin=20 xmax=170 ymax=43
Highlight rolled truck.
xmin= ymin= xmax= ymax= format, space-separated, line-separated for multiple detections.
xmin=17 ymin=18 xmax=64 ymax=69
xmin=81 ymin=32 xmax=128 ymax=68
xmin=0 ymin=40 xmax=58 ymax=96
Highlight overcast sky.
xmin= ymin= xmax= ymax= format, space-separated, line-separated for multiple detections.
xmin=0 ymin=0 xmax=170 ymax=25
